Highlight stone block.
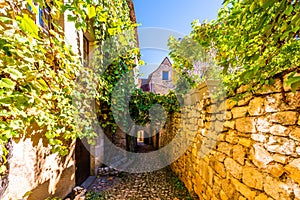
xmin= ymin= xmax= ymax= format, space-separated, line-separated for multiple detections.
xmin=231 ymin=177 xmax=256 ymax=200
xmin=225 ymin=130 xmax=238 ymax=144
xmin=294 ymin=186 xmax=300 ymax=200
xmin=239 ymin=138 xmax=252 ymax=147
xmin=264 ymin=93 xmax=282 ymax=113
xmin=214 ymin=151 xmax=226 ymax=162
xmin=264 ymin=176 xmax=292 ymax=199
xmin=296 ymin=147 xmax=300 ymax=155
xmin=255 ymin=193 xmax=269 ymax=200
xmin=221 ymin=179 xmax=236 ymax=198
xmin=237 ymin=85 xmax=251 ymax=94
xmin=233 ymin=145 xmax=246 ymax=165
xmin=232 ymin=106 xmax=249 ymax=119
xmin=206 ymin=185 xmax=213 ymax=199
xmin=281 ymin=91 xmax=300 ymax=110
xmin=195 ymin=173 xmax=206 ymax=197
xmin=214 ymin=120 xmax=226 ymax=133
xmin=285 ymin=159 xmax=300 ymax=185
xmin=224 ymin=157 xmax=243 ymax=179
xmin=237 ymin=94 xmax=253 ymax=106
xmin=220 ymin=190 xmax=229 ymax=200
xmin=266 ymin=163 xmax=285 ymax=178
xmin=212 ymin=183 xmax=221 ymax=197
xmin=270 ymin=111 xmax=298 ymax=125
xmin=242 ymin=167 xmax=264 ymax=190
xmin=217 ymin=133 xmax=226 ymax=141
xmin=223 ymin=120 xmax=235 ymax=129
xmin=205 ymin=166 xmax=214 ymax=186
xmin=226 ymin=111 xmax=232 ymax=120
xmin=266 ymin=136 xmax=296 ymax=155
xmin=198 ymin=116 xmax=204 ymax=126
xmin=217 ymin=142 xmax=233 ymax=156
xmin=251 ymin=144 xmax=273 ymax=168
xmin=289 ymin=127 xmax=300 ymax=142
xmin=209 ymin=159 xmax=226 ymax=178
xmin=248 ymin=97 xmax=265 ymax=116
xmin=270 ymin=125 xmax=291 ymax=136
xmin=236 ymin=117 xmax=257 ymax=133
xmin=216 ymin=113 xmax=225 ymax=121
xmin=256 ymin=117 xmax=271 ymax=133
xmin=251 ymin=134 xmax=267 ymax=143
xmin=226 ymin=99 xmax=237 ymax=110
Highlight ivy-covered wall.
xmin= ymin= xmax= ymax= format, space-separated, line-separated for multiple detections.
xmin=161 ymin=71 xmax=300 ymax=199
xmin=1 ymin=0 xmax=140 ymax=198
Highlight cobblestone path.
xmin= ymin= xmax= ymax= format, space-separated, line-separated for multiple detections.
xmin=87 ymin=144 xmax=197 ymax=200
xmin=88 ymin=167 xmax=196 ymax=200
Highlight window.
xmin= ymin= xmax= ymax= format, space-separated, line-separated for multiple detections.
xmin=39 ymin=6 xmax=52 ymax=31
xmin=28 ymin=2 xmax=52 ymax=31
xmin=162 ymin=71 xmax=169 ymax=80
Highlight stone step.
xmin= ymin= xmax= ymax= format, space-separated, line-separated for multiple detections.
xmin=109 ymin=156 xmax=128 ymax=167
xmin=105 ymin=154 xmax=126 ymax=165
xmin=81 ymin=176 xmax=96 ymax=189
xmin=112 ymin=158 xmax=135 ymax=172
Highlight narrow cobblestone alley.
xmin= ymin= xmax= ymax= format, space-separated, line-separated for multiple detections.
xmin=86 ymin=143 xmax=197 ymax=200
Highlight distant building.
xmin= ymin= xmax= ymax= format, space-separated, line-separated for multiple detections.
xmin=138 ymin=57 xmax=175 ymax=94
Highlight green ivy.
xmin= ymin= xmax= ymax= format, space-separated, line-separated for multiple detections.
xmin=129 ymin=89 xmax=180 ymax=126
xmin=0 ymin=0 xmax=138 ymax=176
xmin=170 ymin=0 xmax=300 ymax=93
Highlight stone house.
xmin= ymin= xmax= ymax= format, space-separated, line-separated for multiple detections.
xmin=1 ymin=1 xmax=138 ymax=199
xmin=139 ymin=57 xmax=175 ymax=94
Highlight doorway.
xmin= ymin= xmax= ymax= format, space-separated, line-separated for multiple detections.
xmin=75 ymin=138 xmax=90 ymax=186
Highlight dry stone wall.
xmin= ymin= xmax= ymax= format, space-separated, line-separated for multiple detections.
xmin=161 ymin=74 xmax=300 ymax=200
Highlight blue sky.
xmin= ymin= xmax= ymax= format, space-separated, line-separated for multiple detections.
xmin=132 ymin=0 xmax=223 ymax=78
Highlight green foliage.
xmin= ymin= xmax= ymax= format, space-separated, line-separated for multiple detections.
xmin=129 ymin=89 xmax=180 ymax=126
xmin=0 ymin=0 xmax=82 ymax=161
xmin=62 ymin=0 xmax=140 ymax=136
xmin=168 ymin=36 xmax=221 ymax=88
xmin=189 ymin=0 xmax=300 ymax=92
xmin=0 ymin=0 xmax=138 ymax=176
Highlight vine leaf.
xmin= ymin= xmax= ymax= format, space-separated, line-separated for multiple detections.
xmin=287 ymin=75 xmax=300 ymax=93
xmin=0 ymin=78 xmax=16 ymax=89
xmin=16 ymin=14 xmax=38 ymax=38
xmin=4 ymin=68 xmax=23 ymax=80
xmin=87 ymin=5 xmax=96 ymax=19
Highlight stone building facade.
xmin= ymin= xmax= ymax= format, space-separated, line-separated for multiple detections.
xmin=139 ymin=57 xmax=175 ymax=94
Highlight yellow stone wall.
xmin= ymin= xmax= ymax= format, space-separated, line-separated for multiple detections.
xmin=160 ymin=74 xmax=300 ymax=199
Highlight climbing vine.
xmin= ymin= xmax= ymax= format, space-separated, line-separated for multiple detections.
xmin=129 ymin=89 xmax=180 ymax=126
xmin=0 ymin=0 xmax=82 ymax=173
xmin=170 ymin=0 xmax=300 ymax=93
xmin=0 ymin=0 xmax=139 ymax=176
